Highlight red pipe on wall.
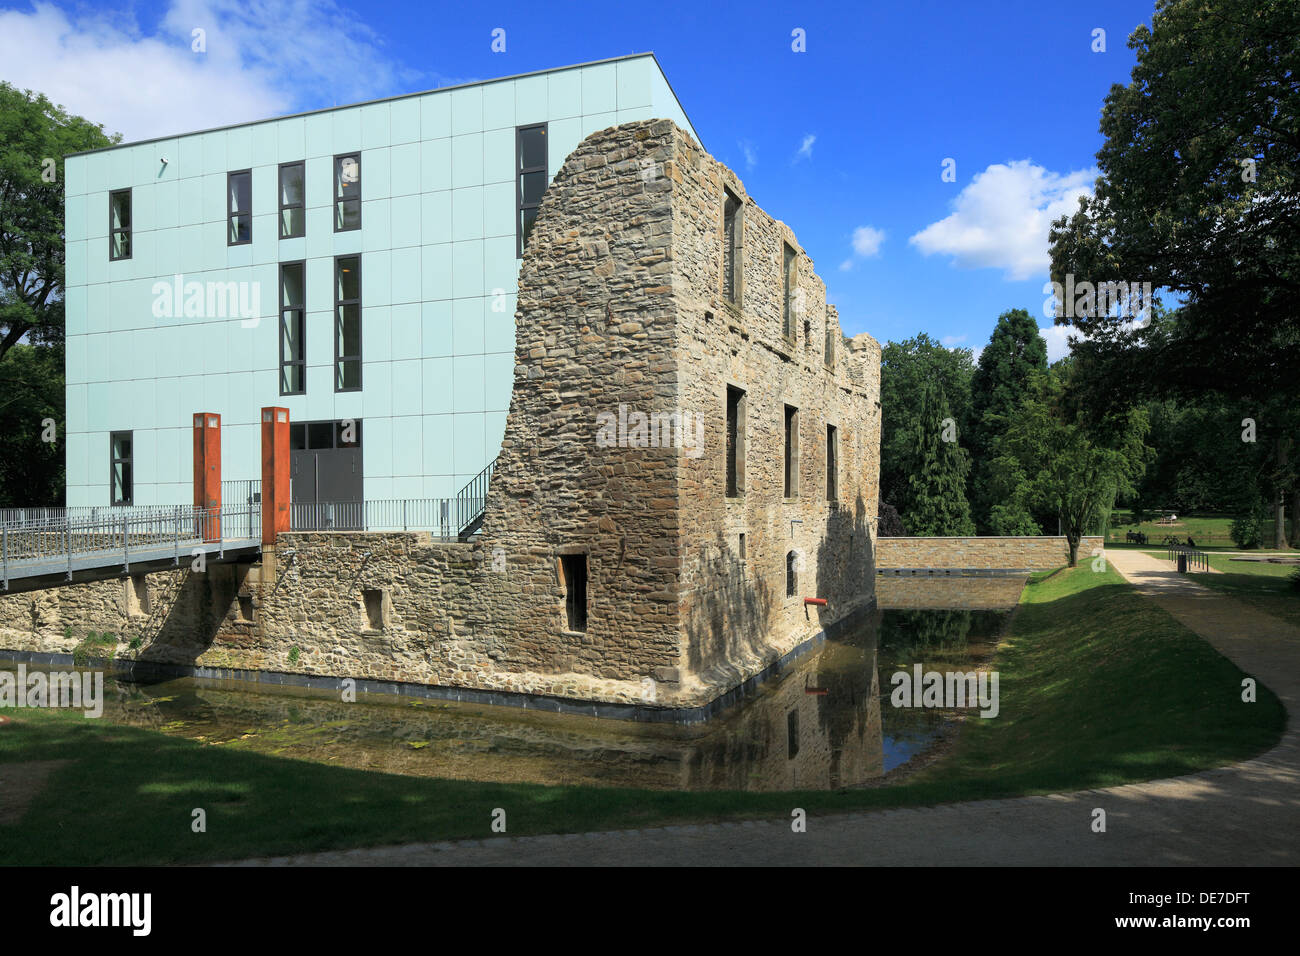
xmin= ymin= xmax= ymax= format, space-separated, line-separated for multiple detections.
xmin=803 ymin=597 xmax=827 ymax=606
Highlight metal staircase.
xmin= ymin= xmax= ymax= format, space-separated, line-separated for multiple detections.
xmin=455 ymin=457 xmax=496 ymax=541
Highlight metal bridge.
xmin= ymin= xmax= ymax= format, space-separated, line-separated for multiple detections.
xmin=0 ymin=503 xmax=261 ymax=595
xmin=0 ymin=458 xmax=496 ymax=595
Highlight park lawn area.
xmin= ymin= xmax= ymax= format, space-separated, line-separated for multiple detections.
xmin=0 ymin=565 xmax=1284 ymax=865
xmin=1105 ymin=512 xmax=1294 ymax=552
xmin=1195 ymin=554 xmax=1300 ymax=630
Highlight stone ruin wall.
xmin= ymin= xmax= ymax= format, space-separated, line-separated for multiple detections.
xmin=666 ymin=123 xmax=882 ymax=700
xmin=0 ymin=120 xmax=883 ymax=713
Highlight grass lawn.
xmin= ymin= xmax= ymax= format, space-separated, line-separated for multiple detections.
xmin=1195 ymin=554 xmax=1300 ymax=630
xmin=0 ymin=565 xmax=1284 ymax=865
xmin=1106 ymin=511 xmax=1294 ymax=551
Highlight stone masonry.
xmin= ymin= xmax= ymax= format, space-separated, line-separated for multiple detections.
xmin=0 ymin=120 xmax=882 ymax=713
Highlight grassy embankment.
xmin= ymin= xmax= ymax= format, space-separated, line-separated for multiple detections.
xmin=0 ymin=564 xmax=1283 ymax=864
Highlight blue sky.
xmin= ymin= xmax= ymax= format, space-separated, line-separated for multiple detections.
xmin=1 ymin=0 xmax=1156 ymax=359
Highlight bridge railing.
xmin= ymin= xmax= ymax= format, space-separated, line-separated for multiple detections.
xmin=289 ymin=498 xmax=480 ymax=539
xmin=1 ymin=503 xmax=262 ymax=589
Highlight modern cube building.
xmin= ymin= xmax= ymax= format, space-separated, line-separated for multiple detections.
xmin=62 ymin=54 xmax=700 ymax=508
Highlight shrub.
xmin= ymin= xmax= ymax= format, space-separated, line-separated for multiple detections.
xmin=1230 ymin=512 xmax=1263 ymax=549
xmin=288 ymin=646 xmax=301 ymax=664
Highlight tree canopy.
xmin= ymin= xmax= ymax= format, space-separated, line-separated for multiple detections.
xmin=1047 ymin=0 xmax=1300 ymax=402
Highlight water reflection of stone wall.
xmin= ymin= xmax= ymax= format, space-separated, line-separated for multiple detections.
xmin=17 ymin=612 xmax=886 ymax=793
xmin=876 ymin=574 xmax=1027 ymax=610
xmin=681 ymin=623 xmax=883 ymax=791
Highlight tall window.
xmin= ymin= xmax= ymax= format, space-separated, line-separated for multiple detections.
xmin=782 ymin=242 xmax=797 ymax=340
xmin=826 ymin=424 xmax=839 ymax=502
xmin=722 ymin=187 xmax=741 ymax=303
xmin=334 ymin=153 xmax=361 ymax=231
xmin=784 ymin=404 xmax=800 ymax=498
xmin=335 ymin=256 xmax=361 ymax=391
xmin=786 ymin=551 xmax=798 ymax=598
xmin=726 ymin=385 xmax=746 ymax=498
xmin=109 ymin=189 xmax=131 ymax=260
xmin=227 ymin=170 xmax=252 ymax=244
xmin=560 ymin=553 xmax=588 ymax=632
xmin=824 ymin=322 xmax=836 ymax=367
xmin=279 ymin=262 xmax=305 ymax=395
xmin=279 ymin=162 xmax=305 ymax=238
xmin=110 ymin=431 xmax=133 ymax=505
xmin=517 ymin=123 xmax=547 ymax=257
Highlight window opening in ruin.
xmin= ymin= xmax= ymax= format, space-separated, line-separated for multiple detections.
xmin=560 ymin=554 xmax=588 ymax=632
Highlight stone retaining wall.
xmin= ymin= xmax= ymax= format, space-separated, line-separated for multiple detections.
xmin=875 ymin=536 xmax=1105 ymax=571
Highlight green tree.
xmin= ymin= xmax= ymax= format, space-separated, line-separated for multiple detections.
xmin=0 ymin=83 xmax=117 ymax=505
xmin=995 ymin=374 xmax=1150 ymax=566
xmin=968 ymin=309 xmax=1049 ymax=530
xmin=905 ymin=375 xmax=976 ymax=536
xmin=0 ymin=344 xmax=64 ymax=505
xmin=1047 ymin=0 xmax=1299 ymax=544
xmin=879 ymin=333 xmax=974 ymax=520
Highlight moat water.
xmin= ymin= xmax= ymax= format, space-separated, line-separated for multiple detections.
xmin=2 ymin=575 xmax=1023 ymax=791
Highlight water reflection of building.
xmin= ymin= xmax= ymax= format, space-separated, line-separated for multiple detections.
xmin=91 ymin=612 xmax=886 ymax=792
xmin=680 ymin=617 xmax=883 ymax=791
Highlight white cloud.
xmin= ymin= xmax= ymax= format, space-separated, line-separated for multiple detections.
xmin=738 ymin=139 xmax=757 ymax=170
xmin=0 ymin=0 xmax=425 ymax=142
xmin=909 ymin=160 xmax=1096 ymax=281
xmin=851 ymin=225 xmax=885 ymax=257
xmin=839 ymin=225 xmax=885 ymax=270
xmin=794 ymin=133 xmax=816 ymax=162
xmin=1038 ymin=324 xmax=1076 ymax=363
xmin=941 ymin=334 xmax=966 ymax=346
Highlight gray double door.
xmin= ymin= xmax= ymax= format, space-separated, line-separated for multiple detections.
xmin=290 ymin=420 xmax=364 ymax=531
xmin=291 ymin=446 xmax=362 ymax=503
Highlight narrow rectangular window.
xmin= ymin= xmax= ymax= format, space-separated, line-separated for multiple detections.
xmin=517 ymin=123 xmax=548 ymax=257
xmin=110 ymin=430 xmax=133 ymax=505
xmin=334 ymin=153 xmax=361 ymax=231
xmin=782 ymin=243 xmax=797 ymax=340
xmin=824 ymin=321 xmax=836 ymax=367
xmin=787 ymin=709 xmax=800 ymax=758
xmin=784 ymin=404 xmax=799 ymax=498
xmin=560 ymin=553 xmax=588 ymax=632
xmin=726 ymin=385 xmax=746 ymax=498
xmin=722 ymin=187 xmax=741 ymax=303
xmin=335 ymin=256 xmax=361 ymax=391
xmin=279 ymin=162 xmax=305 ymax=239
xmin=109 ymin=189 xmax=132 ymax=260
xmin=826 ymin=424 xmax=839 ymax=502
xmin=738 ymin=533 xmax=746 ymax=562
xmin=227 ymin=170 xmax=252 ymax=245
xmin=279 ymin=261 xmax=305 ymax=395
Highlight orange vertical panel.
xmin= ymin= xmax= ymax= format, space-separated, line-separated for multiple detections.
xmin=261 ymin=407 xmax=290 ymax=546
xmin=193 ymin=412 xmax=221 ymax=542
